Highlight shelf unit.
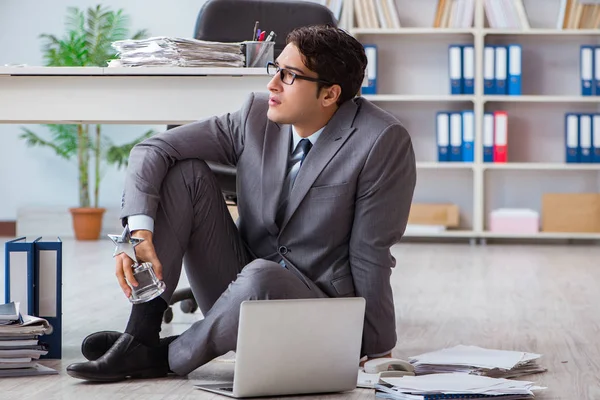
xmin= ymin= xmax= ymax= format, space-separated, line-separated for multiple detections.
xmin=345 ymin=0 xmax=600 ymax=242
xmin=351 ymin=28 xmax=477 ymax=35
xmin=481 ymin=29 xmax=600 ymax=36
xmin=482 ymin=163 xmax=600 ymax=171
xmin=417 ymin=162 xmax=473 ymax=169
xmin=363 ymin=94 xmax=475 ymax=102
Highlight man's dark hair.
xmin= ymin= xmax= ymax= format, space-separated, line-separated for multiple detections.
xmin=286 ymin=25 xmax=367 ymax=105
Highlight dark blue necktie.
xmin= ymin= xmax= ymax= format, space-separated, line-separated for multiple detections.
xmin=275 ymin=138 xmax=312 ymax=227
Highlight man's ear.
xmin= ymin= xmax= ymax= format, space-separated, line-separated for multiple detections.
xmin=321 ymin=84 xmax=342 ymax=107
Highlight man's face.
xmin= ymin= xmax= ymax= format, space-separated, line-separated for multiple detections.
xmin=266 ymin=43 xmax=323 ymax=125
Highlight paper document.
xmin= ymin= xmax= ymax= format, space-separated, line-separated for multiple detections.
xmin=0 ymin=302 xmax=19 ymax=322
xmin=109 ymin=36 xmax=246 ymax=68
xmin=408 ymin=345 xmax=546 ymax=378
xmin=375 ymin=373 xmax=546 ymax=399
xmin=0 ymin=308 xmax=56 ymax=377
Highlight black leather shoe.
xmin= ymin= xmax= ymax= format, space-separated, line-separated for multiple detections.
xmin=67 ymin=333 xmax=169 ymax=382
xmin=81 ymin=330 xmax=122 ymax=361
xmin=81 ymin=331 xmax=178 ymax=361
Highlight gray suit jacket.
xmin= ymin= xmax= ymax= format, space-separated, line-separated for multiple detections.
xmin=121 ymin=92 xmax=416 ymax=356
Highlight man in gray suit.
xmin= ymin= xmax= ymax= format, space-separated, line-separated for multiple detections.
xmin=67 ymin=24 xmax=416 ymax=382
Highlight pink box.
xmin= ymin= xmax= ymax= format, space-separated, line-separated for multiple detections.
xmin=489 ymin=208 xmax=539 ymax=234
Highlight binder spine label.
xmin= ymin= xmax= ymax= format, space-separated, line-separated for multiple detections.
xmin=449 ymin=45 xmax=463 ymax=95
xmin=462 ymin=45 xmax=475 ymax=95
xmin=508 ymin=45 xmax=522 ymax=96
xmin=581 ymin=46 xmax=593 ymax=96
xmin=362 ymin=45 xmax=377 ymax=95
xmin=565 ymin=113 xmax=579 ymax=163
xmin=484 ymin=46 xmax=495 ymax=95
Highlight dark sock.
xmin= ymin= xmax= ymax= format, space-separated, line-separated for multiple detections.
xmin=124 ymin=296 xmax=168 ymax=347
xmin=159 ymin=335 xmax=179 ymax=373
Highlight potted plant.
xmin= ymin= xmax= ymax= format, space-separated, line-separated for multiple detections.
xmin=19 ymin=5 xmax=155 ymax=240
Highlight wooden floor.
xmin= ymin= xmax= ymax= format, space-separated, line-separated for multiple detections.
xmin=0 ymin=238 xmax=599 ymax=399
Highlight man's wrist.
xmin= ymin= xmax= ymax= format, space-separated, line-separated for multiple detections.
xmin=131 ymin=229 xmax=153 ymax=239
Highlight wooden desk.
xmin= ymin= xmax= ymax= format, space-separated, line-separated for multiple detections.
xmin=0 ymin=67 xmax=271 ymax=124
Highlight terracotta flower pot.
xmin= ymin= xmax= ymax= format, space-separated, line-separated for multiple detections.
xmin=69 ymin=207 xmax=106 ymax=240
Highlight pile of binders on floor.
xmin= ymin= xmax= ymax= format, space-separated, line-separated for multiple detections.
xmin=375 ymin=345 xmax=547 ymax=399
xmin=0 ymin=302 xmax=57 ymax=377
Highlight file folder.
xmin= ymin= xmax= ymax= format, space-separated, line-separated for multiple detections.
xmin=484 ymin=46 xmax=495 ymax=95
xmin=565 ymin=113 xmax=580 ymax=163
xmin=483 ymin=112 xmax=494 ymax=162
xmin=33 ymin=237 xmax=62 ymax=359
xmin=507 ymin=44 xmax=522 ymax=96
xmin=449 ymin=45 xmax=463 ymax=95
xmin=493 ymin=111 xmax=508 ymax=162
xmin=436 ymin=112 xmax=450 ymax=162
xmin=581 ymin=45 xmax=594 ymax=96
xmin=4 ymin=238 xmax=36 ymax=315
xmin=462 ymin=45 xmax=475 ymax=95
xmin=449 ymin=112 xmax=463 ymax=161
xmin=361 ymin=44 xmax=377 ymax=95
xmin=462 ymin=110 xmax=474 ymax=162
xmin=579 ymin=114 xmax=592 ymax=163
xmin=595 ymin=47 xmax=600 ymax=95
xmin=494 ymin=46 xmax=508 ymax=95
xmin=593 ymin=114 xmax=600 ymax=162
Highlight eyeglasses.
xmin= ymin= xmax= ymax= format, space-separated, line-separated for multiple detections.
xmin=266 ymin=62 xmax=333 ymax=86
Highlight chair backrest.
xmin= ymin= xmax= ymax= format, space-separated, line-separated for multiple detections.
xmin=193 ymin=0 xmax=338 ymax=58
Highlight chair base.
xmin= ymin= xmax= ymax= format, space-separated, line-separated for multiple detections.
xmin=163 ymin=287 xmax=199 ymax=324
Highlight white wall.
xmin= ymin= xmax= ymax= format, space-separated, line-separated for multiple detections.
xmin=0 ymin=0 xmax=208 ymax=221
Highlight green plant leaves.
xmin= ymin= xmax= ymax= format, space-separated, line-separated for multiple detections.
xmin=104 ymin=129 xmax=156 ymax=170
xmin=19 ymin=125 xmax=78 ymax=160
xmin=22 ymin=5 xmax=154 ymax=207
xmin=40 ymin=5 xmax=148 ymax=67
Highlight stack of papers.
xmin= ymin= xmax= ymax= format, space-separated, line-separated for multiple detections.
xmin=375 ymin=373 xmax=546 ymax=400
xmin=409 ymin=345 xmax=547 ymax=379
xmin=109 ymin=36 xmax=246 ymax=67
xmin=0 ymin=302 xmax=19 ymax=325
xmin=0 ymin=302 xmax=57 ymax=377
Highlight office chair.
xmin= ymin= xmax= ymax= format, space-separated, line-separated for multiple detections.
xmin=163 ymin=0 xmax=337 ymax=324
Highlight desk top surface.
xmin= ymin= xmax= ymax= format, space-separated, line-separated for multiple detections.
xmin=0 ymin=66 xmax=269 ymax=77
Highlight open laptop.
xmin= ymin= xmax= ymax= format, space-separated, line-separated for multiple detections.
xmin=195 ymin=297 xmax=366 ymax=398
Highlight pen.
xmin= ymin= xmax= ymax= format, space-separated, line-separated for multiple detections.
xmin=258 ymin=31 xmax=266 ymax=41
xmin=256 ymin=29 xmax=261 ymax=41
xmin=265 ymin=31 xmax=276 ymax=42
xmin=252 ymin=21 xmax=259 ymax=41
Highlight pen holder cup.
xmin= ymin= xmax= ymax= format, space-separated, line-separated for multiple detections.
xmin=244 ymin=41 xmax=275 ymax=68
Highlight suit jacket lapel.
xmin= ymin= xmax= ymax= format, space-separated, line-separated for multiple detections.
xmin=261 ymin=122 xmax=290 ymax=236
xmin=279 ymin=100 xmax=359 ymax=232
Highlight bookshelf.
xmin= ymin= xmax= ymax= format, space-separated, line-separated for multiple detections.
xmin=363 ymin=94 xmax=475 ymax=102
xmin=482 ymin=29 xmax=600 ymax=35
xmin=351 ymin=28 xmax=477 ymax=35
xmin=484 ymin=95 xmax=600 ymax=102
xmin=346 ymin=0 xmax=600 ymax=242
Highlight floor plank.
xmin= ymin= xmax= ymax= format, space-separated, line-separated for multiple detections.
xmin=0 ymin=239 xmax=599 ymax=399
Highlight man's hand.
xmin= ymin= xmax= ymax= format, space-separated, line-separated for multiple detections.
xmin=115 ymin=229 xmax=163 ymax=298
xmin=359 ymin=352 xmax=392 ymax=368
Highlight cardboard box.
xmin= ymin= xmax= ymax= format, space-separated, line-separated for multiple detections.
xmin=408 ymin=203 xmax=460 ymax=227
xmin=541 ymin=193 xmax=600 ymax=233
xmin=489 ymin=208 xmax=539 ymax=234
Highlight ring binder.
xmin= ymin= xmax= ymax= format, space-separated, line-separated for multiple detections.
xmin=4 ymin=237 xmax=37 ymax=316
xmin=33 ymin=237 xmax=62 ymax=359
